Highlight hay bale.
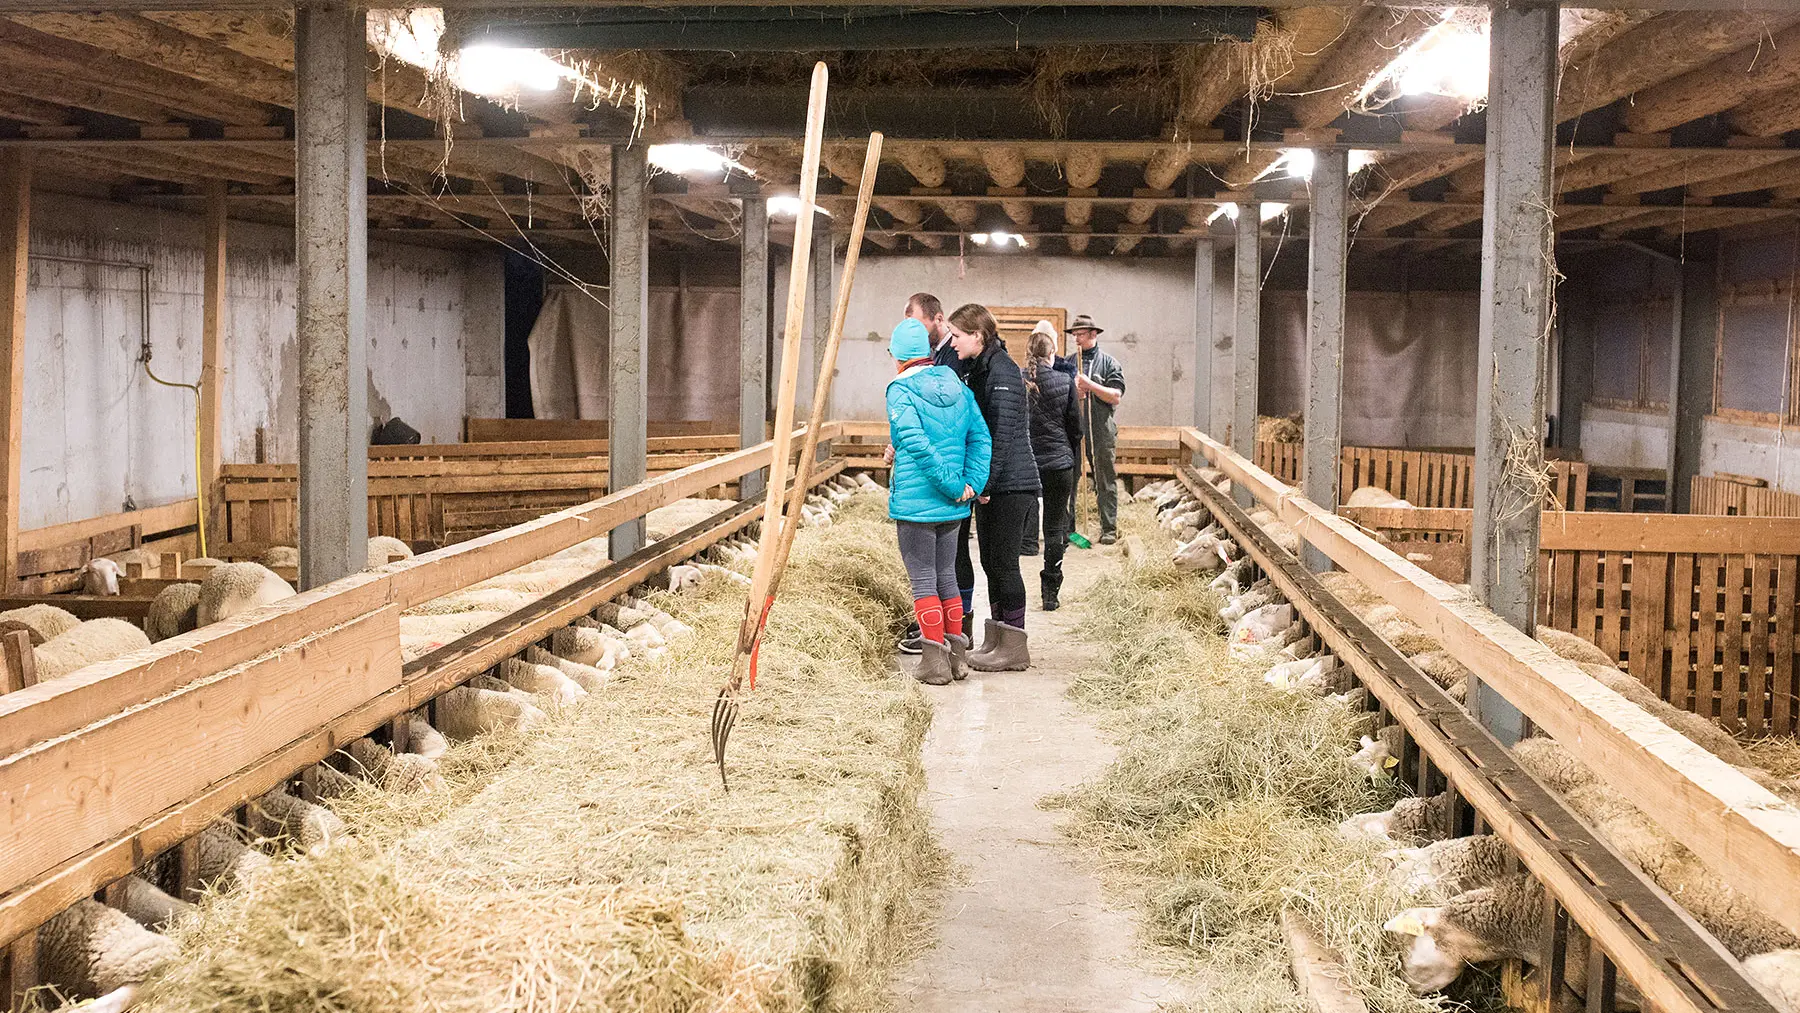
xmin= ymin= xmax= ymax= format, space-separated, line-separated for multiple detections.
xmin=1256 ymin=414 xmax=1303 ymax=444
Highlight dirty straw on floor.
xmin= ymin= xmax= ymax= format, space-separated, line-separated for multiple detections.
xmin=140 ymin=494 xmax=945 ymax=1013
xmin=1049 ymin=502 xmax=1470 ymax=1013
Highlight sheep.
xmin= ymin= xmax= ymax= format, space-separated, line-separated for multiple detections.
xmin=368 ymin=535 xmax=414 ymax=568
xmin=344 ymin=738 xmax=443 ymax=792
xmin=1209 ymin=557 xmax=1257 ymax=596
xmin=405 ymin=714 xmax=448 ymax=760
xmin=1349 ymin=726 xmax=1404 ymax=782
xmin=1385 ymin=874 xmax=1544 ymax=992
xmin=499 ymin=656 xmax=587 ymax=705
xmin=406 ymin=588 xmax=537 ymax=616
xmin=36 ymin=898 xmax=178 ymax=1003
xmin=1134 ymin=479 xmax=1179 ymax=502
xmin=1316 ymin=570 xmax=1384 ymax=611
xmin=1575 ymin=660 xmax=1747 ymax=764
xmin=550 ymin=625 xmax=628 ymax=669
xmin=436 ymin=685 xmax=547 ymax=739
xmin=1363 ymin=604 xmax=1442 ymax=655
xmin=593 ymin=600 xmax=653 ymax=631
xmin=1385 ymin=835 xmax=1513 ymax=900
xmin=82 ymin=556 xmax=123 ymax=595
xmin=1745 ymin=950 xmax=1800 ymax=1012
xmin=34 ymin=619 xmax=152 ymax=681
xmin=1345 ymin=485 xmax=1414 ymax=509
xmin=851 ymin=471 xmax=882 ymax=492
xmin=248 ymin=788 xmax=344 ymax=852
xmin=1173 ymin=533 xmax=1232 ymax=573
xmin=523 ymin=645 xmax=609 ymax=692
xmin=1410 ymin=651 xmax=1472 ymax=703
xmin=1227 ymin=603 xmax=1295 ymax=658
xmin=108 ymin=874 xmax=194 ymax=931
xmin=261 ymin=545 xmax=300 ymax=568
xmin=145 ymin=582 xmax=202 ymax=642
xmin=661 ymin=564 xmax=703 ymax=592
xmin=398 ymin=610 xmax=511 ymax=660
xmin=189 ymin=822 xmax=272 ymax=891
xmin=1535 ymin=627 xmax=1614 ymax=668
xmin=195 ymin=562 xmax=295 ymax=626
xmin=0 ymin=603 xmax=81 ymax=645
xmin=695 ymin=562 xmax=752 ymax=586
xmin=1340 ymin=791 xmax=1452 ymax=845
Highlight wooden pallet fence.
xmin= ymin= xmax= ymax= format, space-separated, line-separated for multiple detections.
xmin=1692 ymin=474 xmax=1800 ymax=517
xmin=463 ymin=417 xmax=740 ymax=443
xmin=1254 ymin=440 xmax=1303 ymax=484
xmin=1251 ymin=443 xmax=1589 ymax=511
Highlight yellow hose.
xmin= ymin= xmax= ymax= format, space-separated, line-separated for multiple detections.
xmin=141 ymin=359 xmax=208 ymax=559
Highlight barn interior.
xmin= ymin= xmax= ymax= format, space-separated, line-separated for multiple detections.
xmin=5 ymin=3 xmax=1800 ymax=1013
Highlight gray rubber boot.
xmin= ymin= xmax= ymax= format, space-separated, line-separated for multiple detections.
xmin=964 ymin=620 xmax=1030 ymax=672
xmin=946 ymin=632 xmax=971 ymax=681
xmin=914 ymin=639 xmax=955 ymax=686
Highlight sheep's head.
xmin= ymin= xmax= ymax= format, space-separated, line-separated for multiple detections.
xmin=1381 ymin=847 xmax=1438 ymax=895
xmin=667 ymin=564 xmax=702 ymax=592
xmin=1385 ymin=907 xmax=1469 ymax=992
xmin=1350 ymin=734 xmax=1400 ymax=782
xmin=83 ymin=558 xmax=121 ymax=596
xmin=1339 ymin=809 xmax=1395 ymax=842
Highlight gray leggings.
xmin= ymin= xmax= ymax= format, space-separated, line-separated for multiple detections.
xmin=896 ymin=519 xmax=962 ymax=602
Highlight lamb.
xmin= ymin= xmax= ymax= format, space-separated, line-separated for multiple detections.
xmin=1316 ymin=570 xmax=1384 ymax=611
xmin=1209 ymin=557 xmax=1257 ymax=596
xmin=189 ymin=822 xmax=272 ymax=891
xmin=1349 ymin=726 xmax=1404 ymax=781
xmin=1220 ymin=582 xmax=1277 ymax=623
xmin=1410 ymin=651 xmax=1472 ymax=703
xmin=399 ymin=610 xmax=511 ymax=659
xmin=0 ymin=602 xmax=81 ymax=645
xmin=1340 ymin=792 xmax=1452 ymax=845
xmin=1364 ymin=604 xmax=1442 ymax=654
xmin=695 ymin=562 xmax=752 ymax=586
xmin=36 ymin=898 xmax=178 ymax=1003
xmin=1744 ymin=950 xmax=1800 ymax=1012
xmin=1227 ymin=603 xmax=1295 ymax=657
xmin=261 ymin=545 xmax=300 ymax=568
xmin=1385 ymin=835 xmax=1513 ymax=900
xmin=145 ymin=582 xmax=202 ymax=642
xmin=82 ymin=556 xmax=123 ymax=595
xmin=436 ymin=685 xmax=547 ymax=739
xmin=344 ymin=738 xmax=443 ymax=792
xmin=34 ymin=619 xmax=152 ymax=681
xmin=195 ymin=562 xmax=295 ymax=626
xmin=1173 ymin=532 xmax=1231 ymax=573
xmin=107 ymin=874 xmax=194 ymax=931
xmin=595 ymin=600 xmax=655 ymax=631
xmin=523 ymin=645 xmax=609 ymax=692
xmin=498 ymin=656 xmax=587 ymax=705
xmin=367 ymin=535 xmax=414 ymax=567
xmin=851 ymin=471 xmax=882 ymax=492
xmin=1133 ymin=479 xmax=1178 ymax=502
xmin=405 ymin=714 xmax=449 ymax=760
xmin=1386 ymin=874 xmax=1544 ymax=992
xmin=406 ymin=588 xmax=537 ymax=616
xmin=248 ymin=788 xmax=344 ymax=852
xmin=661 ymin=564 xmax=703 ymax=592
xmin=550 ymin=625 xmax=629 ymax=669
xmin=1345 ymin=485 xmax=1414 ymax=509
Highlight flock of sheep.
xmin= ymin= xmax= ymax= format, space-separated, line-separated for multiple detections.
xmin=1133 ymin=474 xmax=1800 ymax=1011
xmin=5 ymin=478 xmax=877 ymax=1011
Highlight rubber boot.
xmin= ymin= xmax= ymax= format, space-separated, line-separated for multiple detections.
xmin=1041 ymin=570 xmax=1064 ymax=612
xmin=914 ymin=639 xmax=955 ymax=686
xmin=965 ymin=620 xmax=1030 ymax=672
xmin=946 ymin=632 xmax=971 ymax=681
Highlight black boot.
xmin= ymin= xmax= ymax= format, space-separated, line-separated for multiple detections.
xmin=1041 ymin=569 xmax=1064 ymax=612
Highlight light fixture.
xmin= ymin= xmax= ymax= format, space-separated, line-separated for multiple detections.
xmin=647 ymin=144 xmax=750 ymax=178
xmin=1260 ymin=203 xmax=1289 ymax=222
xmin=1374 ymin=11 xmax=1489 ymax=103
xmin=768 ymin=196 xmax=832 ymax=218
xmin=1206 ymin=204 xmax=1238 ymax=225
xmin=970 ymin=232 xmax=1027 ymax=248
xmin=456 ymin=45 xmax=565 ymax=94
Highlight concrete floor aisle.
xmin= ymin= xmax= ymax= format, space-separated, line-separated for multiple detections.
xmin=894 ymin=541 xmax=1186 ymax=1012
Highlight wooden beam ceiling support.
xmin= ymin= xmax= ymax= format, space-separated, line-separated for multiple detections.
xmin=1622 ymin=23 xmax=1800 ymax=133
xmin=1550 ymin=205 xmax=1644 ymax=232
xmin=821 ymin=145 xmax=865 ymax=187
xmin=138 ymin=144 xmax=288 ymax=185
xmin=1553 ymin=150 xmax=1691 ymax=194
xmin=1355 ymin=200 xmax=1440 ymax=235
xmin=1416 ymin=203 xmax=1483 ymax=235
xmin=896 ymin=145 xmax=946 ymax=188
xmin=1558 ymin=9 xmax=1657 ymax=71
xmin=0 ymin=65 xmax=183 ymax=124
xmin=1285 ymin=9 xmax=1439 ymax=130
xmin=0 ymin=22 xmax=275 ymax=127
xmin=1556 ymin=12 xmax=1799 ymax=123
xmin=1728 ymin=87 xmax=1800 ymax=138
xmin=1365 ymin=149 xmax=1486 ymax=194
xmin=1606 ymin=150 xmax=1797 ymax=196
xmin=0 ymin=152 xmax=23 ymax=593
xmin=0 ymin=92 xmax=70 ymax=127
xmin=1685 ymin=156 xmax=1800 ymax=198
xmin=199 ymin=180 xmax=225 ymax=549
xmin=6 ymin=13 xmax=295 ymax=109
xmin=978 ymin=146 xmax=1033 ymax=227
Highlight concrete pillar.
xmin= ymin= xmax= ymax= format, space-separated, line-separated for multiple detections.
xmin=1193 ymin=237 xmax=1214 ymax=435
xmin=608 ymin=143 xmax=649 ymax=559
xmin=739 ymin=196 xmax=770 ymax=499
xmin=1672 ymin=236 xmax=1720 ymax=512
xmin=1232 ymin=205 xmax=1260 ymax=507
xmin=1469 ymin=1 xmax=1558 ymax=742
xmin=1303 ymin=150 xmax=1348 ymax=572
xmin=294 ymin=4 xmax=368 ymax=591
xmin=809 ymin=217 xmax=834 ymax=423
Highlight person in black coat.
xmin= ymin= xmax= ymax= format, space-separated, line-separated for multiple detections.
xmin=1025 ymin=330 xmax=1081 ymax=611
xmin=946 ymin=303 xmax=1041 ymax=672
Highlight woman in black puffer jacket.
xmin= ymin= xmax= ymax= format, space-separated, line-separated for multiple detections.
xmin=1025 ymin=330 xmax=1081 ymax=612
xmin=946 ymin=303 xmax=1040 ymax=672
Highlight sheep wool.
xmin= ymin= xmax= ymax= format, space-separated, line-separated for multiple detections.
xmin=145 ymin=583 xmax=202 ymax=643
xmin=260 ymin=545 xmax=300 ymax=569
xmin=1577 ymin=661 xmax=1746 ymax=764
xmin=398 ymin=610 xmax=512 ymax=660
xmin=1316 ymin=570 xmax=1384 ymax=611
xmin=523 ymin=645 xmax=609 ymax=692
xmin=37 ymin=898 xmax=178 ymax=999
xmin=367 ymin=535 xmax=414 ymax=568
xmin=0 ymin=602 xmax=81 ymax=645
xmin=345 ymin=738 xmax=444 ymax=792
xmin=195 ymin=562 xmax=296 ymax=626
xmin=406 ymin=588 xmax=537 ymax=616
xmin=1387 ymin=874 xmax=1544 ymax=992
xmin=1340 ymin=792 xmax=1452 ymax=845
xmin=1745 ymin=950 xmax=1800 ymax=1013
xmin=1386 ymin=835 xmax=1513 ymax=900
xmin=1535 ymin=627 xmax=1615 ymax=668
xmin=34 ymin=619 xmax=153 ymax=681
xmin=1345 ymin=486 xmax=1413 ymax=509
xmin=108 ymin=874 xmax=194 ymax=932
xmin=499 ymin=657 xmax=588 ymax=705
xmin=594 ymin=600 xmax=654 ymax=630
xmin=551 ymin=625 xmax=627 ymax=669
xmin=406 ymin=715 xmax=449 ymax=760
xmin=436 ymin=685 xmax=548 ymax=740
xmin=188 ymin=823 xmax=272 ymax=891
xmin=248 ymin=788 xmax=345 ymax=853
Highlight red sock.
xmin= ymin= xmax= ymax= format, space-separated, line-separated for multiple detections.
xmin=914 ymin=596 xmax=945 ymax=644
xmin=944 ymin=597 xmax=965 ymax=641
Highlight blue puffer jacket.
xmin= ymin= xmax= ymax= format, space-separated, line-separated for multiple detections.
xmin=886 ymin=363 xmax=993 ymax=523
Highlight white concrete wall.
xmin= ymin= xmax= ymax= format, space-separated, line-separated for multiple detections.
xmin=21 ymin=196 xmax=503 ymax=529
xmin=1581 ymin=406 xmax=1669 ymax=471
xmin=1579 ymin=408 xmax=1800 ymax=492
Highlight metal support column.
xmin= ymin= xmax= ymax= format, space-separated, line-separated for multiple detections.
xmin=1671 ymin=237 xmax=1718 ymax=513
xmin=1193 ymin=237 xmax=1214 ymax=436
xmin=609 ymin=143 xmax=650 ymax=559
xmin=739 ymin=196 xmax=770 ymax=499
xmin=1232 ymin=205 xmax=1260 ymax=507
xmin=1303 ymin=149 xmax=1348 ymax=573
xmin=294 ymin=3 xmax=367 ymax=590
xmin=809 ymin=218 xmax=834 ymax=424
xmin=1470 ymin=1 xmax=1558 ymax=742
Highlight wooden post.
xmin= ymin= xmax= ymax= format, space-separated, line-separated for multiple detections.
xmin=0 ymin=629 xmax=33 ymax=694
xmin=1303 ymin=149 xmax=1348 ymax=573
xmin=608 ymin=143 xmax=649 ymax=560
xmin=200 ymin=180 xmax=227 ymax=555
xmin=739 ymin=196 xmax=770 ymax=499
xmin=0 ymin=152 xmax=27 ymax=596
xmin=3 ymin=931 xmax=36 ymax=1010
xmin=1232 ymin=203 xmax=1260 ymax=508
xmin=0 ymin=624 xmax=35 ymax=1008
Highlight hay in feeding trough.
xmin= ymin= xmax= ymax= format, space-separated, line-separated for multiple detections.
xmin=139 ymin=492 xmax=942 ymax=1013
xmin=1049 ymin=500 xmax=1474 ymax=1012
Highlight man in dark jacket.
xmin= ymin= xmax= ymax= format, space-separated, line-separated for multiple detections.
xmin=1071 ymin=314 xmax=1126 ymax=544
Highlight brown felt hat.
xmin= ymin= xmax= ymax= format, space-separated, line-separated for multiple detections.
xmin=1068 ymin=314 xmax=1104 ymax=334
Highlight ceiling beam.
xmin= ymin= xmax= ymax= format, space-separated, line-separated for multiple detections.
xmin=1621 ymin=23 xmax=1800 ymax=133
xmin=1605 ymin=150 xmax=1797 ymax=196
xmin=1556 ymin=11 xmax=1799 ymax=122
xmin=1688 ymin=157 xmax=1800 ymax=198
xmin=5 ymin=14 xmax=295 ymax=108
xmin=1284 ymin=9 xmax=1439 ymax=130
xmin=1729 ymin=87 xmax=1800 ymax=138
xmin=0 ymin=20 xmax=274 ymax=126
xmin=0 ymin=91 xmax=71 ymax=126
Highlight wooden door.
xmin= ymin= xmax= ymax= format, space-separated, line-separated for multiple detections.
xmin=989 ymin=307 xmax=1066 ymax=369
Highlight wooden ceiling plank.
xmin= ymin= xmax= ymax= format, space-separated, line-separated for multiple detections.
xmin=0 ymin=63 xmax=180 ymax=123
xmin=895 ymin=145 xmax=947 ymax=188
xmin=1622 ymin=24 xmax=1800 ymax=134
xmin=6 ymin=14 xmax=294 ymax=108
xmin=0 ymin=91 xmax=70 ymax=127
xmin=1686 ymin=157 xmax=1800 ymax=198
xmin=0 ymin=23 xmax=273 ymax=126
xmin=1729 ymin=87 xmax=1800 ymax=138
xmin=1284 ymin=8 xmax=1439 ymax=130
xmin=1557 ymin=11 xmax=1800 ymax=123
xmin=1606 ymin=150 xmax=1798 ymax=197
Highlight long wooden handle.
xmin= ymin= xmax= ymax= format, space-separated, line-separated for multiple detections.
xmin=733 ymin=61 xmax=829 ymax=662
xmin=768 ymin=133 xmax=884 ymax=586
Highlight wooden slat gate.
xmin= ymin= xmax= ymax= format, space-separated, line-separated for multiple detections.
xmin=1254 ymin=442 xmax=1588 ymax=511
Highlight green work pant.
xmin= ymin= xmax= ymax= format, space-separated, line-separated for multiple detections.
xmin=1087 ymin=412 xmax=1118 ymax=536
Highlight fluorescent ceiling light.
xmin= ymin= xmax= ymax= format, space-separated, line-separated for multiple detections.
xmin=458 ymin=45 xmax=565 ymax=94
xmin=647 ymin=144 xmax=750 ymax=177
xmin=970 ymin=232 xmax=1028 ymax=248
xmin=768 ymin=196 xmax=831 ymax=218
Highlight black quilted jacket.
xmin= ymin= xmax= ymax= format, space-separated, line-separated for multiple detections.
xmin=965 ymin=340 xmax=1042 ymax=496
xmin=1027 ymin=362 xmax=1080 ymax=473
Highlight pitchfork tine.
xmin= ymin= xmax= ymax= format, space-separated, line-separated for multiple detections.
xmin=710 ymin=690 xmax=737 ymax=790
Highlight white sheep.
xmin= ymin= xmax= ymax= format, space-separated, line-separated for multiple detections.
xmin=248 ymin=788 xmax=344 ymax=853
xmin=34 ymin=619 xmax=153 ymax=681
xmin=436 ymin=685 xmax=547 ymax=739
xmin=1227 ymin=603 xmax=1295 ymax=658
xmin=1410 ymin=651 xmax=1471 ymax=703
xmin=1340 ymin=792 xmax=1452 ymax=845
xmin=0 ymin=603 xmax=80 ymax=645
xmin=695 ymin=562 xmax=752 ymax=587
xmin=108 ymin=874 xmax=194 ymax=931
xmin=1385 ymin=835 xmax=1512 ymax=900
xmin=1210 ymin=557 xmax=1257 ymax=596
xmin=187 ymin=822 xmax=272 ymax=891
xmin=550 ymin=625 xmax=628 ymax=669
xmin=1220 ymin=583 xmax=1276 ymax=623
xmin=344 ymin=738 xmax=443 ymax=792
xmin=1745 ymin=950 xmax=1800 ymax=1012
xmin=406 ymin=588 xmax=537 ymax=616
xmin=145 ymin=582 xmax=202 ymax=643
xmin=1345 ymin=486 xmax=1414 ymax=509
xmin=1350 ymin=730 xmax=1402 ymax=782
xmin=1385 ymin=874 xmax=1543 ymax=992
xmin=851 ymin=471 xmax=882 ymax=492
xmin=662 ymin=564 xmax=703 ymax=592
xmin=367 ymin=535 xmax=414 ymax=568
xmin=36 ymin=898 xmax=177 ymax=1003
xmin=195 ymin=562 xmax=295 ymax=626
xmin=82 ymin=556 xmax=123 ymax=595
xmin=1173 ymin=533 xmax=1232 ymax=574
xmin=261 ymin=545 xmax=300 ymax=569
xmin=1133 ymin=479 xmax=1178 ymax=502
xmin=523 ymin=645 xmax=609 ymax=692
xmin=398 ymin=610 xmax=511 ymax=660
xmin=498 ymin=656 xmax=587 ymax=705
xmin=405 ymin=714 xmax=448 ymax=760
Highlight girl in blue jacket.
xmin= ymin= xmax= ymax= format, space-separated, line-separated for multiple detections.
xmin=886 ymin=318 xmax=992 ymax=685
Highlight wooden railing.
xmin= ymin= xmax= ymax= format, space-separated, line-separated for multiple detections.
xmin=1692 ymin=473 xmax=1800 ymax=516
xmin=1255 ymin=440 xmax=1590 ymax=511
xmin=463 ymin=417 xmax=738 ymax=443
xmin=830 ymin=421 xmax=1188 ymax=480
xmin=10 ymin=500 xmax=199 ymax=594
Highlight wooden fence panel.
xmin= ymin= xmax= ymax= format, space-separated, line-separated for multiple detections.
xmin=1259 ymin=442 xmax=1587 ymax=510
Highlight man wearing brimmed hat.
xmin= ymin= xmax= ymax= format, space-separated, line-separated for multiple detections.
xmin=1070 ymin=313 xmax=1125 ymax=544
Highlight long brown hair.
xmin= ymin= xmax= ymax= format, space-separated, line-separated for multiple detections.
xmin=948 ymin=303 xmax=998 ymax=347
